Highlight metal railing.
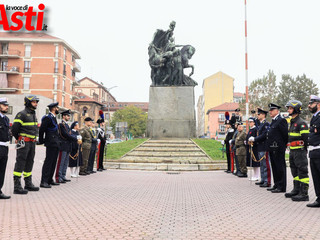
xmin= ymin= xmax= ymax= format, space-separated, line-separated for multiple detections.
xmin=1 ymin=66 xmax=19 ymax=72
xmin=24 ymin=51 xmax=31 ymax=58
xmin=0 ymin=49 xmax=21 ymax=56
xmin=74 ymin=61 xmax=81 ymax=72
xmin=24 ymin=67 xmax=31 ymax=73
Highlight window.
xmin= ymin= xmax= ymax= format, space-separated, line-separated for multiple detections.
xmin=23 ymin=77 xmax=30 ymax=90
xmin=54 ymin=62 xmax=58 ymax=73
xmin=62 ymin=79 xmax=65 ymax=91
xmin=53 ymin=94 xmax=57 ymax=102
xmin=105 ymin=113 xmax=110 ymax=120
xmin=219 ymin=124 xmax=226 ymax=133
xmin=54 ymin=77 xmax=58 ymax=90
xmin=62 ymin=96 xmax=65 ymax=107
xmin=70 ymin=98 xmax=73 ymax=106
xmin=24 ymin=61 xmax=31 ymax=73
xmin=1 ymin=61 xmax=8 ymax=71
xmin=218 ymin=114 xmax=225 ymax=122
xmin=90 ymin=89 xmax=95 ymax=96
xmin=82 ymin=106 xmax=88 ymax=116
xmin=25 ymin=45 xmax=31 ymax=57
xmin=63 ymin=64 xmax=66 ymax=76
xmin=63 ymin=48 xmax=66 ymax=60
xmin=71 ymin=54 xmax=75 ymax=62
xmin=70 ymin=82 xmax=73 ymax=91
xmin=55 ymin=45 xmax=59 ymax=58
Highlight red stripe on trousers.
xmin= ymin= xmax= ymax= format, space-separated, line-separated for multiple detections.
xmin=266 ymin=152 xmax=271 ymax=184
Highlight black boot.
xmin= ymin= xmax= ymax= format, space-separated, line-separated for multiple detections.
xmin=13 ymin=176 xmax=28 ymax=194
xmin=284 ymin=180 xmax=300 ymax=198
xmin=24 ymin=176 xmax=40 ymax=191
xmin=292 ymin=183 xmax=309 ymax=202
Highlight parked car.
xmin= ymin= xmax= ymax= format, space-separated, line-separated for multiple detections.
xmin=106 ymin=138 xmax=124 ymax=144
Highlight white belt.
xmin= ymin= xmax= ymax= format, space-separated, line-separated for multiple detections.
xmin=309 ymin=146 xmax=320 ymax=151
xmin=0 ymin=141 xmax=9 ymax=147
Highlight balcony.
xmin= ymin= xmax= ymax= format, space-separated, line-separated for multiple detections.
xmin=54 ymin=67 xmax=59 ymax=74
xmin=0 ymin=49 xmax=21 ymax=58
xmin=0 ymin=81 xmax=19 ymax=92
xmin=24 ymin=67 xmax=31 ymax=73
xmin=73 ymin=61 xmax=81 ymax=72
xmin=0 ymin=66 xmax=19 ymax=74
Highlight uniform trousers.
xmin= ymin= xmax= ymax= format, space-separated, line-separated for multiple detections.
xmin=0 ymin=146 xmax=8 ymax=193
xmin=289 ymin=149 xmax=309 ymax=182
xmin=87 ymin=148 xmax=96 ymax=171
xmin=80 ymin=148 xmax=90 ymax=173
xmin=98 ymin=142 xmax=105 ymax=169
xmin=310 ymin=158 xmax=320 ymax=202
xmin=13 ymin=142 xmax=36 ymax=177
xmin=58 ymin=151 xmax=70 ymax=180
xmin=226 ymin=144 xmax=231 ymax=171
xmin=41 ymin=146 xmax=59 ymax=184
xmin=237 ymin=155 xmax=247 ymax=174
xmin=269 ymin=150 xmax=287 ymax=191
xmin=259 ymin=151 xmax=271 ymax=184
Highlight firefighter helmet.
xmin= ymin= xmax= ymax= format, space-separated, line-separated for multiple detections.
xmin=24 ymin=95 xmax=40 ymax=110
xmin=285 ymin=100 xmax=302 ymax=115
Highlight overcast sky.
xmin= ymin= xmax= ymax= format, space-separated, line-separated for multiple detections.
xmin=5 ymin=0 xmax=320 ymax=103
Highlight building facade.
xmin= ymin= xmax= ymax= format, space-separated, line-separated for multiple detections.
xmin=199 ymin=71 xmax=234 ymax=136
xmin=206 ymin=102 xmax=239 ymax=139
xmin=0 ymin=32 xmax=81 ymax=111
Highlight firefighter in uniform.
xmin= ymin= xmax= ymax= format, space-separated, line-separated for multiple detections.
xmin=307 ymin=95 xmax=320 ymax=208
xmin=0 ymin=97 xmax=11 ymax=199
xmin=285 ymin=100 xmax=310 ymax=201
xmin=11 ymin=95 xmax=40 ymax=194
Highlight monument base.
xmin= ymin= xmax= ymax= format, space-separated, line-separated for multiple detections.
xmin=146 ymin=86 xmax=196 ymax=139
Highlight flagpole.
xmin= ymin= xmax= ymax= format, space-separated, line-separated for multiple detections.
xmin=244 ymin=0 xmax=249 ymax=131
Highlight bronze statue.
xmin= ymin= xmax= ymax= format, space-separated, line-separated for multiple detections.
xmin=148 ymin=21 xmax=197 ymax=86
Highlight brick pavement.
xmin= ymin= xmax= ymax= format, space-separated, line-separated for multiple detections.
xmin=0 ymin=145 xmax=320 ymax=240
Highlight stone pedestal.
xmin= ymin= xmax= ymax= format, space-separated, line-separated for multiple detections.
xmin=146 ymin=86 xmax=196 ymax=139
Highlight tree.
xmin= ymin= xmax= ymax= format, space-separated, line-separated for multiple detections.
xmin=278 ymin=74 xmax=318 ymax=119
xmin=110 ymin=106 xmax=147 ymax=137
xmin=241 ymin=70 xmax=278 ymax=113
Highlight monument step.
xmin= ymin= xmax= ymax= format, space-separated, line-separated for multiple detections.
xmin=105 ymin=162 xmax=227 ymax=171
xmin=115 ymin=156 xmax=215 ymax=164
xmin=126 ymin=152 xmax=207 ymax=157
xmin=141 ymin=144 xmax=195 ymax=148
xmin=135 ymin=147 xmax=201 ymax=152
xmin=147 ymin=140 xmax=193 ymax=144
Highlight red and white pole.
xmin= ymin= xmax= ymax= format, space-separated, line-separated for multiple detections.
xmin=244 ymin=0 xmax=249 ymax=130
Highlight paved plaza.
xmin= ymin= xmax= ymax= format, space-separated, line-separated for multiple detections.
xmin=0 ymin=145 xmax=320 ymax=240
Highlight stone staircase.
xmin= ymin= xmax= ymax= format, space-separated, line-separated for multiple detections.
xmin=106 ymin=139 xmax=227 ymax=171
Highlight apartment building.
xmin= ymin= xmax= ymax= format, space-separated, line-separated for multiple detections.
xmin=0 ymin=32 xmax=81 ymax=110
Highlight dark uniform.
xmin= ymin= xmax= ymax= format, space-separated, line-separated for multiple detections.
xmin=266 ymin=103 xmax=288 ymax=193
xmin=96 ymin=119 xmax=107 ymax=171
xmin=80 ymin=118 xmax=95 ymax=175
xmin=285 ymin=100 xmax=309 ymax=201
xmin=56 ymin=110 xmax=77 ymax=183
xmin=0 ymin=97 xmax=10 ymax=199
xmin=12 ymin=95 xmax=40 ymax=194
xmin=246 ymin=124 xmax=260 ymax=168
xmin=87 ymin=127 xmax=98 ymax=173
xmin=253 ymin=109 xmax=271 ymax=187
xmin=307 ymin=95 xmax=320 ymax=207
xmin=225 ymin=120 xmax=235 ymax=173
xmin=39 ymin=102 xmax=60 ymax=188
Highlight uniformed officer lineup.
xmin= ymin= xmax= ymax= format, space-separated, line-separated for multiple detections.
xmin=0 ymin=95 xmax=107 ymax=200
xmin=224 ymin=95 xmax=320 ymax=208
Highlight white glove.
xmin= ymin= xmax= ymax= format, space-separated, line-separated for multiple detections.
xmin=229 ymin=140 xmax=232 ymax=144
xmin=97 ymin=139 xmax=101 ymax=144
xmin=248 ymin=136 xmax=255 ymax=142
xmin=221 ymin=140 xmax=225 ymax=145
xmin=77 ymin=135 xmax=82 ymax=140
xmin=244 ymin=140 xmax=247 ymax=145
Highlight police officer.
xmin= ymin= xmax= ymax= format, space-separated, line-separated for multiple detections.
xmin=0 ymin=97 xmax=11 ymax=199
xmin=96 ymin=118 xmax=107 ymax=171
xmin=12 ymin=95 xmax=40 ymax=194
xmin=39 ymin=102 xmax=60 ymax=188
xmin=224 ymin=119 xmax=234 ymax=173
xmin=285 ymin=100 xmax=310 ymax=201
xmin=249 ymin=108 xmax=271 ymax=188
xmin=307 ymin=95 xmax=320 ymax=207
xmin=266 ymin=103 xmax=288 ymax=193
xmin=56 ymin=110 xmax=79 ymax=183
xmin=231 ymin=108 xmax=242 ymax=124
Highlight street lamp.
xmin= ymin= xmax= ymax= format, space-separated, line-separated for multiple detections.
xmin=106 ymin=86 xmax=117 ymax=128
